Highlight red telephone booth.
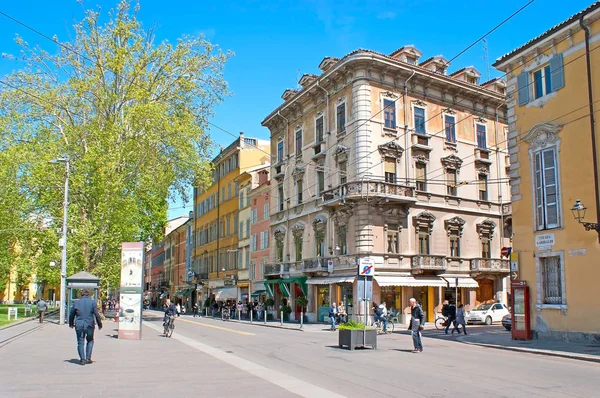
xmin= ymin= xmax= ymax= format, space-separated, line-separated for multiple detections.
xmin=511 ymin=282 xmax=531 ymax=340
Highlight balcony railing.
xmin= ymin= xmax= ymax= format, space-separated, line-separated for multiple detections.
xmin=470 ymin=258 xmax=510 ymax=273
xmin=321 ymin=180 xmax=414 ymax=206
xmin=264 ymin=263 xmax=282 ymax=276
xmin=302 ymin=258 xmax=328 ymax=273
xmin=410 ymin=255 xmax=447 ymax=273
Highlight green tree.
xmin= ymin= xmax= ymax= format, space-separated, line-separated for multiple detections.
xmin=0 ymin=0 xmax=229 ymax=289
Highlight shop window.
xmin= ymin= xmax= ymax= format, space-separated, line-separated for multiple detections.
xmin=317 ymin=285 xmax=330 ymax=306
xmin=380 ymin=286 xmax=402 ymax=312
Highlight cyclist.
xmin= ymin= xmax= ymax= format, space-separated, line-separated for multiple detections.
xmin=372 ymin=302 xmax=388 ymax=332
xmin=163 ymin=298 xmax=177 ymax=327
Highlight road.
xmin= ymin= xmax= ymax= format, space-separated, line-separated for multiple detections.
xmin=1 ymin=312 xmax=598 ymax=398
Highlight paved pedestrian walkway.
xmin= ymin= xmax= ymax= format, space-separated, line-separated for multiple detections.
xmin=0 ymin=320 xmax=297 ymax=398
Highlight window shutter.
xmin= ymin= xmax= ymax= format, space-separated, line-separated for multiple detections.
xmin=549 ymin=54 xmax=564 ymax=91
xmin=517 ymin=72 xmax=530 ymax=106
xmin=534 ymin=152 xmax=545 ymax=230
xmin=543 ymin=149 xmax=559 ymax=228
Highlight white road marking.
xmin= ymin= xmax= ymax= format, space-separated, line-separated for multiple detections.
xmin=145 ymin=321 xmax=346 ymax=398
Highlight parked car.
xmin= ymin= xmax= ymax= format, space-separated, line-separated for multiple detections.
xmin=502 ymin=313 xmax=512 ymax=331
xmin=467 ymin=303 xmax=510 ymax=325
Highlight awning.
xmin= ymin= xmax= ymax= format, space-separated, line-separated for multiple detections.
xmin=251 ymin=290 xmax=266 ymax=297
xmin=213 ymin=287 xmax=238 ymax=301
xmin=440 ymin=276 xmax=480 ymax=288
xmin=306 ymin=276 xmax=356 ymax=285
xmin=374 ymin=275 xmax=447 ymax=287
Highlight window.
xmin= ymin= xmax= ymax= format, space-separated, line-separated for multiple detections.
xmin=539 ymin=255 xmax=564 ymax=305
xmin=246 ymin=220 xmax=250 ymax=238
xmin=517 ymin=55 xmax=564 ymax=106
xmin=418 ymin=227 xmax=430 ymax=255
xmin=386 ymin=225 xmax=399 ymax=254
xmin=277 ymin=140 xmax=284 ymax=163
xmin=250 ymin=234 xmax=257 ymax=252
xmin=384 ymin=157 xmax=396 ymax=183
xmin=478 ymin=174 xmax=488 ymax=201
xmin=534 ymin=148 xmax=559 ymax=230
xmin=221 ymin=187 xmax=225 ymax=203
xmin=444 ymin=115 xmax=456 ymax=142
xmin=296 ymin=180 xmax=303 ymax=204
xmin=251 ymin=209 xmax=258 ymax=224
xmin=226 ymin=216 xmax=231 ymax=236
xmin=337 ymin=225 xmax=347 ymax=255
xmin=278 ymin=185 xmax=284 ymax=212
xmin=317 ymin=170 xmax=325 ymax=195
xmin=245 ymin=250 xmax=250 ymax=270
xmin=414 ymin=107 xmax=426 ymax=134
xmin=294 ymin=234 xmax=303 ymax=261
xmin=316 ymin=230 xmax=325 ymax=257
xmin=533 ymin=65 xmax=552 ymax=99
xmin=260 ymin=231 xmax=269 ymax=249
xmin=263 ymin=203 xmax=269 ymax=220
xmin=446 ymin=169 xmax=457 ymax=196
xmin=339 ymin=161 xmax=347 ymax=185
xmin=481 ymin=236 xmax=491 ymax=258
xmin=383 ymin=99 xmax=396 ymax=129
xmin=476 ymin=124 xmax=487 ymax=149
xmin=295 ymin=129 xmax=303 ymax=155
xmin=316 ymin=116 xmax=324 ymax=142
xmin=227 ymin=183 xmax=232 ymax=200
xmin=239 ymin=222 xmax=244 ymax=238
xmin=449 ymin=232 xmax=460 ymax=257
xmin=406 ymin=56 xmax=416 ymax=65
xmin=415 ymin=163 xmax=427 ymax=191
xmin=467 ymin=76 xmax=478 ymax=84
xmin=239 ymin=191 xmax=244 ymax=208
xmin=336 ymin=103 xmax=346 ymax=134
xmin=276 ymin=237 xmax=284 ymax=262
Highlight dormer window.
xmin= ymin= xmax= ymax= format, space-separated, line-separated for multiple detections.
xmin=406 ymin=56 xmax=417 ymax=65
xmin=436 ymin=66 xmax=445 ymax=74
xmin=467 ymin=76 xmax=478 ymax=84
xmin=389 ymin=45 xmax=422 ymax=64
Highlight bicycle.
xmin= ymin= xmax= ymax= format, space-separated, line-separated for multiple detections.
xmin=163 ymin=315 xmax=175 ymax=338
xmin=373 ymin=315 xmax=395 ymax=334
xmin=435 ymin=315 xmax=448 ymax=330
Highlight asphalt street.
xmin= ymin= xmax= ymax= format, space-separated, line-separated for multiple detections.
xmin=1 ymin=312 xmax=598 ymax=398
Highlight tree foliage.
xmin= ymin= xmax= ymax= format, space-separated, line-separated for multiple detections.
xmin=0 ymin=1 xmax=229 ymax=292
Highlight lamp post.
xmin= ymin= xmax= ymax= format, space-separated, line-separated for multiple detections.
xmin=49 ymin=156 xmax=70 ymax=325
xmin=570 ymin=199 xmax=600 ymax=237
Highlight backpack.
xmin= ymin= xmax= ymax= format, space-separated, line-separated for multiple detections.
xmin=375 ymin=306 xmax=383 ymax=316
xmin=442 ymin=305 xmax=449 ymax=317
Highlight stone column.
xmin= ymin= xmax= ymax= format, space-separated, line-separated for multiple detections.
xmin=352 ymin=79 xmax=372 ymax=178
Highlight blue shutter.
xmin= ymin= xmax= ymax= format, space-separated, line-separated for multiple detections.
xmin=517 ymin=72 xmax=529 ymax=106
xmin=550 ymin=54 xmax=564 ymax=92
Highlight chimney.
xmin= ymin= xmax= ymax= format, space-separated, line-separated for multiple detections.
xmin=239 ymin=131 xmax=245 ymax=148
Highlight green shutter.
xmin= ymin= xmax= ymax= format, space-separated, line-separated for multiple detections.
xmin=517 ymin=72 xmax=529 ymax=106
xmin=550 ymin=54 xmax=564 ymax=91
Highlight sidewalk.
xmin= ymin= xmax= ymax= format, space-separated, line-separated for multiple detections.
xmin=455 ymin=330 xmax=600 ymax=363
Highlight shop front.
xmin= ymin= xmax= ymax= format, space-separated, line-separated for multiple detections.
xmin=264 ymin=277 xmax=307 ymax=320
xmin=238 ymin=282 xmax=249 ymax=302
xmin=306 ymin=276 xmax=355 ymax=322
xmin=213 ymin=287 xmax=238 ymax=302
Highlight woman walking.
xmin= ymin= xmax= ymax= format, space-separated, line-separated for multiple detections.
xmin=452 ymin=304 xmax=467 ymax=335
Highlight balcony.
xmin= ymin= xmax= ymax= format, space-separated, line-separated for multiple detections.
xmin=410 ymin=255 xmax=447 ymax=274
xmin=302 ymin=258 xmax=328 ymax=273
xmin=474 ymin=148 xmax=492 ymax=165
xmin=312 ymin=142 xmax=326 ymax=160
xmin=264 ymin=263 xmax=283 ymax=276
xmin=470 ymin=258 xmax=510 ymax=274
xmin=321 ymin=180 xmax=414 ymax=207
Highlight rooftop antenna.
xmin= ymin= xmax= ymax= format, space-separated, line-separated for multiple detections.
xmin=482 ymin=38 xmax=491 ymax=81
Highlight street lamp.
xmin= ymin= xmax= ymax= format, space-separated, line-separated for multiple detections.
xmin=570 ymin=199 xmax=600 ymax=232
xmin=49 ymin=155 xmax=70 ymax=325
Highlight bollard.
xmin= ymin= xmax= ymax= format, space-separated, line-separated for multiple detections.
xmin=205 ymin=308 xmax=208 ymax=317
xmin=300 ymin=311 xmax=303 ymax=329
xmin=264 ymin=311 xmax=267 ymax=325
xmin=238 ymin=310 xmax=241 ymax=322
xmin=280 ymin=311 xmax=283 ymax=326
xmin=250 ymin=310 xmax=253 ymax=323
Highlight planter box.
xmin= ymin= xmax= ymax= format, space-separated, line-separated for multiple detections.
xmin=338 ymin=329 xmax=377 ymax=350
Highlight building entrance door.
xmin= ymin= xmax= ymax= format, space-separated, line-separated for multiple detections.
xmin=477 ymin=279 xmax=494 ymax=303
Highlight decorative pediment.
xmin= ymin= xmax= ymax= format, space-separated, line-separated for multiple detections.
xmin=382 ymin=91 xmax=399 ymax=99
xmin=378 ymin=141 xmax=404 ymax=160
xmin=334 ymin=145 xmax=349 ymax=163
xmin=476 ymin=166 xmax=490 ymax=176
xmin=413 ymin=152 xmax=429 ymax=164
xmin=523 ymin=122 xmax=562 ymax=152
xmin=412 ymin=99 xmax=427 ymax=107
xmin=444 ymin=216 xmax=466 ymax=237
xmin=291 ymin=221 xmax=305 ymax=236
xmin=292 ymin=166 xmax=305 ymax=181
xmin=332 ymin=207 xmax=353 ymax=226
xmin=298 ymin=74 xmax=317 ymax=88
xmin=274 ymin=225 xmax=287 ymax=240
xmin=476 ymin=219 xmax=496 ymax=238
xmin=281 ymin=89 xmax=299 ymax=102
xmin=312 ymin=214 xmax=328 ymax=230
xmin=441 ymin=154 xmax=463 ymax=170
xmin=413 ymin=211 xmax=436 ymax=234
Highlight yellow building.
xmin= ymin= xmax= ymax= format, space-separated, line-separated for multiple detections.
xmin=193 ymin=133 xmax=270 ymax=303
xmin=494 ymin=2 xmax=600 ymax=340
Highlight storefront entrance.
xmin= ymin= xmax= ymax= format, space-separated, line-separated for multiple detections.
xmin=476 ymin=279 xmax=494 ymax=304
xmin=316 ymin=285 xmax=330 ymax=322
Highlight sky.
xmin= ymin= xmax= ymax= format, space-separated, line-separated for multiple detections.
xmin=0 ymin=0 xmax=594 ymax=218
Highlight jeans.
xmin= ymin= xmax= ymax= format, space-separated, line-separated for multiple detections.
xmin=257 ymin=311 xmax=263 ymax=321
xmin=412 ymin=330 xmax=423 ymax=350
xmin=445 ymin=318 xmax=456 ymax=333
xmin=453 ymin=321 xmax=467 ymax=334
xmin=39 ymin=310 xmax=45 ymax=324
xmin=374 ymin=314 xmax=387 ymax=331
xmin=75 ymin=326 xmax=95 ymax=360
xmin=330 ymin=316 xmax=336 ymax=330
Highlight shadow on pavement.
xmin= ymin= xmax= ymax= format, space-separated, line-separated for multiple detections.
xmin=391 ymin=349 xmax=416 ymax=353
xmin=63 ymin=359 xmax=84 ymax=366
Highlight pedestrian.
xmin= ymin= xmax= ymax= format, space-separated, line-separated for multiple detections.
xmin=443 ymin=300 xmax=457 ymax=334
xmin=237 ymin=301 xmax=243 ymax=319
xmin=337 ymin=302 xmax=347 ymax=324
xmin=328 ymin=302 xmax=337 ymax=331
xmin=372 ymin=302 xmax=388 ymax=332
xmin=176 ymin=302 xmax=181 ymax=315
xmin=452 ymin=304 xmax=467 ymax=335
xmin=409 ymin=298 xmax=425 ymax=353
xmin=68 ymin=289 xmax=103 ymax=365
xmin=36 ymin=298 xmax=47 ymax=324
xmin=256 ymin=301 xmax=264 ymax=321
xmin=193 ymin=303 xmax=199 ymax=317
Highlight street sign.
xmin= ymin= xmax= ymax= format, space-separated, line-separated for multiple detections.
xmin=327 ymin=259 xmax=334 ymax=273
xmin=511 ymin=271 xmax=519 ymax=281
xmin=358 ymin=258 xmax=375 ymax=276
xmin=510 ymin=252 xmax=519 ymax=272
xmin=357 ymin=276 xmax=373 ymax=301
xmin=511 ymin=280 xmax=526 ymax=287
xmin=501 ymin=247 xmax=511 ymax=258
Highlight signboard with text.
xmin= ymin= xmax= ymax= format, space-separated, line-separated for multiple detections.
xmin=118 ymin=242 xmax=144 ymax=340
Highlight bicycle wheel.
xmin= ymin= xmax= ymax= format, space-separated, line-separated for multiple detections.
xmin=167 ymin=320 xmax=175 ymax=338
xmin=387 ymin=321 xmax=395 ymax=334
xmin=435 ymin=317 xmax=445 ymax=330
xmin=163 ymin=323 xmax=168 ymax=336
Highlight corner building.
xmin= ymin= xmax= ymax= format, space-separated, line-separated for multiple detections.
xmin=262 ymin=46 xmax=511 ymax=323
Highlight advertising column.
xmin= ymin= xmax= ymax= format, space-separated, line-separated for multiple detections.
xmin=119 ymin=242 xmax=144 ymax=340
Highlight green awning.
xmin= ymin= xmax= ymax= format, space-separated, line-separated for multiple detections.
xmin=181 ymin=288 xmax=192 ymax=296
xmin=251 ymin=290 xmax=266 ymax=297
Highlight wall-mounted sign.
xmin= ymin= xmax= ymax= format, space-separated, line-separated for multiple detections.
xmin=568 ymin=248 xmax=587 ymax=257
xmin=535 ymin=233 xmax=555 ymax=250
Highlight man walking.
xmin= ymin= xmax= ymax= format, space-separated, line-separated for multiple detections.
xmin=443 ymin=300 xmax=457 ymax=334
xmin=69 ymin=289 xmax=103 ymax=366
xmin=409 ymin=298 xmax=425 ymax=353
xmin=36 ymin=298 xmax=47 ymax=324
xmin=328 ymin=302 xmax=337 ymax=331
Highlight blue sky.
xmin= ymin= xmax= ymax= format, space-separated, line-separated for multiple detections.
xmin=0 ymin=0 xmax=594 ymax=217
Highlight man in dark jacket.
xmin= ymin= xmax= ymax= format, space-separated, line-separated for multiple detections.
xmin=408 ymin=298 xmax=425 ymax=352
xmin=69 ymin=289 xmax=103 ymax=365
xmin=442 ymin=300 xmax=457 ymax=334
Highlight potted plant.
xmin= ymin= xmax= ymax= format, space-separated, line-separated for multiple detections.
xmin=338 ymin=320 xmax=377 ymax=350
xmin=296 ymin=296 xmax=309 ymax=323
xmin=265 ymin=297 xmax=275 ymax=320
xmin=280 ymin=305 xmax=292 ymax=321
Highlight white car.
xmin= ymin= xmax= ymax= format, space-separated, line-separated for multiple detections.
xmin=467 ymin=303 xmax=510 ymax=325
